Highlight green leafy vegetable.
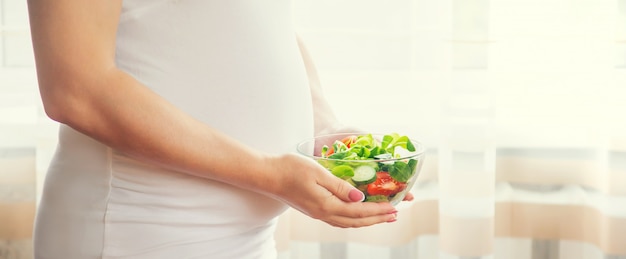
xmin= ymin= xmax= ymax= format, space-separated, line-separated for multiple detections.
xmin=388 ymin=161 xmax=411 ymax=182
xmin=331 ymin=165 xmax=354 ymax=179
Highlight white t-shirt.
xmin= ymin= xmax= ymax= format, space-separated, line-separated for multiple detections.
xmin=33 ymin=0 xmax=314 ymax=258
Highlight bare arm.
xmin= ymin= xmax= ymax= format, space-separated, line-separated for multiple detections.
xmin=28 ymin=0 xmax=273 ymax=192
xmin=28 ymin=0 xmax=397 ymax=227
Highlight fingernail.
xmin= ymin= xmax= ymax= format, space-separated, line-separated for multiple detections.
xmin=387 ymin=213 xmax=397 ymax=223
xmin=388 ymin=210 xmax=398 ymax=214
xmin=348 ymin=189 xmax=365 ymax=202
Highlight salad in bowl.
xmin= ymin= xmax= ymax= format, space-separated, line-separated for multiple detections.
xmin=296 ymin=133 xmax=425 ymax=205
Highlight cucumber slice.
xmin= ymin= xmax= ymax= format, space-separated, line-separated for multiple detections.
xmin=351 ymin=165 xmax=377 ymax=185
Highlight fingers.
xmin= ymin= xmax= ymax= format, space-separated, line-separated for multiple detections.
xmin=278 ymin=154 xmax=400 ymax=228
xmin=313 ymin=167 xmax=398 ymax=226
xmin=335 ymin=179 xmax=365 ymax=203
xmin=324 ymin=192 xmax=414 ymax=228
xmin=403 ymin=192 xmax=414 ymax=201
xmin=320 ymin=202 xmax=398 ymax=228
xmin=326 ymin=213 xmax=397 ymax=228
xmin=305 ymin=190 xmax=398 ymax=226
xmin=348 ymin=189 xmax=365 ymax=202
xmin=329 ymin=191 xmax=413 ymax=227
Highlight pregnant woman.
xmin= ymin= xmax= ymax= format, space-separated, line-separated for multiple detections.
xmin=27 ymin=0 xmax=402 ymax=258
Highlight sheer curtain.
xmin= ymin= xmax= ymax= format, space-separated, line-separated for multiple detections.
xmin=1 ymin=0 xmax=625 ymax=259
xmin=275 ymin=0 xmax=626 ymax=258
xmin=0 ymin=0 xmax=41 ymax=258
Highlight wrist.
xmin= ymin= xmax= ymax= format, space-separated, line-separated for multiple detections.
xmin=251 ymin=153 xmax=286 ymax=197
xmin=255 ymin=153 xmax=307 ymax=201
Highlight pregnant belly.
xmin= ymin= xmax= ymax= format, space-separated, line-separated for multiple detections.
xmin=107 ymin=152 xmax=288 ymax=236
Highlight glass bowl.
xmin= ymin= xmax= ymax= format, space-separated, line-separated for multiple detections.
xmin=296 ymin=133 xmax=426 ymax=205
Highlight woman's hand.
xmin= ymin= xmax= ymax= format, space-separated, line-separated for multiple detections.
xmin=266 ymin=154 xmax=398 ymax=228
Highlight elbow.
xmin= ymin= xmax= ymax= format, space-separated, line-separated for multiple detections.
xmin=37 ymin=66 xmax=120 ymax=128
xmin=38 ymin=80 xmax=86 ymax=125
xmin=41 ymin=99 xmax=66 ymax=123
xmin=35 ymin=64 xmax=118 ymax=126
xmin=40 ymin=92 xmax=71 ymax=124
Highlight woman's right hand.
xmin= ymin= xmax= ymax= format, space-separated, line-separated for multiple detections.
xmin=265 ymin=153 xmax=398 ymax=228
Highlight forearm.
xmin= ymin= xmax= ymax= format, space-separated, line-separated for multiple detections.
xmin=296 ymin=35 xmax=346 ymax=136
xmin=296 ymin=35 xmax=365 ymax=136
xmin=47 ymin=68 xmax=278 ymax=194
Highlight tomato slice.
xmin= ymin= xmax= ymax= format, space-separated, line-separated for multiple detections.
xmin=366 ymin=172 xmax=407 ymax=196
xmin=325 ymin=135 xmax=358 ymax=156
xmin=341 ymin=135 xmax=357 ymax=148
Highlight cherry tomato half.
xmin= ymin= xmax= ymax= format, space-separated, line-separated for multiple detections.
xmin=366 ymin=172 xmax=407 ymax=196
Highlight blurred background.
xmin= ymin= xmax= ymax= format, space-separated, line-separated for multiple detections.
xmin=1 ymin=0 xmax=626 ymax=258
